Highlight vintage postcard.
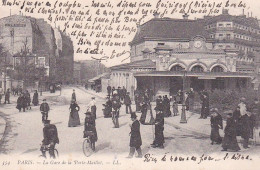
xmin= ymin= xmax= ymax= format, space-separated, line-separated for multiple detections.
xmin=0 ymin=0 xmax=259 ymax=169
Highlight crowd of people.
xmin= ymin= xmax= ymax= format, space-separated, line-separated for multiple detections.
xmin=5 ymin=84 xmax=259 ymax=159
xmin=210 ymin=98 xmax=260 ymax=151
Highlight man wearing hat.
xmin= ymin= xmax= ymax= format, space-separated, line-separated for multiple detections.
xmin=40 ymin=99 xmax=50 ymax=122
xmin=124 ymin=92 xmax=132 ymax=115
xmin=127 ymin=112 xmax=142 ymax=158
xmin=112 ymin=93 xmax=121 ymax=128
xmin=40 ymin=120 xmax=59 ymax=158
xmin=83 ymin=112 xmax=98 ymax=151
xmin=87 ymin=97 xmax=97 ymax=119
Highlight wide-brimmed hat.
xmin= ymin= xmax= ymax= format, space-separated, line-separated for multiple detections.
xmin=91 ymin=97 xmax=95 ymax=99
xmin=43 ymin=99 xmax=46 ymax=101
xmin=84 ymin=111 xmax=92 ymax=115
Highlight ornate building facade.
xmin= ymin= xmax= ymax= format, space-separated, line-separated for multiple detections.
xmin=110 ymin=10 xmax=260 ymax=98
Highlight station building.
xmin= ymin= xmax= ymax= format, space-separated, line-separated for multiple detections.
xmin=110 ymin=10 xmax=260 ymax=98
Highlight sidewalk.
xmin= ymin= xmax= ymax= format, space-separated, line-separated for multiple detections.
xmin=0 ymin=111 xmax=6 ymax=145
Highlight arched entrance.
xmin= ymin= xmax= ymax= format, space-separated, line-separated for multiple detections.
xmin=190 ymin=65 xmax=205 ymax=91
xmin=211 ymin=65 xmax=225 ymax=90
xmin=169 ymin=64 xmax=184 ymax=96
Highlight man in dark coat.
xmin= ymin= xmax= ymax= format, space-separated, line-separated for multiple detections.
xmin=84 ymin=112 xmax=98 ymax=151
xmin=151 ymin=108 xmax=165 ymax=148
xmin=40 ymin=99 xmax=50 ymax=122
xmin=233 ymin=106 xmax=241 ymax=136
xmin=139 ymin=101 xmax=148 ymax=124
xmin=111 ymin=86 xmax=115 ymax=96
xmin=21 ymin=93 xmax=27 ymax=112
xmin=122 ymin=86 xmax=127 ymax=100
xmin=40 ymin=120 xmax=59 ymax=158
xmin=162 ymin=95 xmax=171 ymax=117
xmin=16 ymin=94 xmax=23 ymax=112
xmin=134 ymin=93 xmax=141 ymax=112
xmin=210 ymin=109 xmax=223 ymax=145
xmin=240 ymin=112 xmax=251 ymax=148
xmin=25 ymin=90 xmax=31 ymax=110
xmin=156 ymin=96 xmax=163 ymax=111
xmin=107 ymin=85 xmax=111 ymax=97
xmin=124 ymin=92 xmax=132 ymax=115
xmin=4 ymin=88 xmax=10 ymax=104
xmin=127 ymin=112 xmax=142 ymax=158
xmin=112 ymin=93 xmax=121 ymax=128
xmin=222 ymin=113 xmax=240 ymax=151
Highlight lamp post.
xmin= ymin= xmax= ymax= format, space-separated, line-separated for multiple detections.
xmin=180 ymin=70 xmax=187 ymax=123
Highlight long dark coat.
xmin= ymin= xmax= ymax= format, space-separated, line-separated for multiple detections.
xmin=84 ymin=117 xmax=97 ymax=141
xmin=16 ymin=96 xmax=23 ymax=110
xmin=68 ymin=103 xmax=80 ymax=127
xmin=210 ymin=114 xmax=223 ymax=143
xmin=154 ymin=111 xmax=164 ymax=145
xmin=140 ymin=103 xmax=148 ymax=124
xmin=240 ymin=114 xmax=251 ymax=140
xmin=162 ymin=97 xmax=171 ymax=117
xmin=124 ymin=95 xmax=132 ymax=105
xmin=130 ymin=120 xmax=142 ymax=148
xmin=222 ymin=117 xmax=240 ymax=151
xmin=32 ymin=92 xmax=39 ymax=106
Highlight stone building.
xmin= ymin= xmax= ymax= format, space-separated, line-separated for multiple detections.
xmin=110 ymin=10 xmax=260 ymax=98
xmin=0 ymin=14 xmax=74 ymax=90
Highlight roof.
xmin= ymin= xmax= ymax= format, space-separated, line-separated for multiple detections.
xmin=131 ymin=18 xmax=212 ymax=45
xmin=110 ymin=59 xmax=156 ymax=70
xmin=88 ymin=73 xmax=110 ymax=82
xmin=134 ymin=71 xmax=253 ymax=78
xmin=205 ymin=14 xmax=260 ymax=29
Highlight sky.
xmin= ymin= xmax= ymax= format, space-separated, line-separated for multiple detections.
xmin=0 ymin=0 xmax=260 ymax=67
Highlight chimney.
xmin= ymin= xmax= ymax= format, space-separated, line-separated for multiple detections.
xmin=182 ymin=13 xmax=189 ymax=20
xmin=153 ymin=11 xmax=159 ymax=18
xmin=251 ymin=12 xmax=253 ymax=17
xmin=248 ymin=12 xmax=249 ymax=17
xmin=242 ymin=9 xmax=244 ymax=15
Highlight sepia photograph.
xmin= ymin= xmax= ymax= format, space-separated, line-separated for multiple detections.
xmin=0 ymin=0 xmax=259 ymax=169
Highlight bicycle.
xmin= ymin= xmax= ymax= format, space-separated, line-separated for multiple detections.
xmin=82 ymin=131 xmax=95 ymax=157
xmin=39 ymin=145 xmax=59 ymax=159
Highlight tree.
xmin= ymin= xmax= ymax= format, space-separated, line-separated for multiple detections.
xmin=13 ymin=38 xmax=46 ymax=90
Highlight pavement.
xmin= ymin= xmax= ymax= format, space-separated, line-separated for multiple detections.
xmin=0 ymin=86 xmax=259 ymax=158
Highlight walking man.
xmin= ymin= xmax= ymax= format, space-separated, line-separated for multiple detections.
xmin=124 ymin=92 xmax=132 ymax=115
xmin=4 ymin=88 xmax=10 ymax=104
xmin=40 ymin=99 xmax=50 ymax=122
xmin=71 ymin=89 xmax=76 ymax=102
xmin=127 ymin=112 xmax=142 ymax=158
xmin=87 ymin=97 xmax=97 ymax=119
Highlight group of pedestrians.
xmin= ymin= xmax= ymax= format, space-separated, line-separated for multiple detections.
xmin=210 ymin=97 xmax=260 ymax=151
xmin=16 ymin=90 xmax=39 ymax=112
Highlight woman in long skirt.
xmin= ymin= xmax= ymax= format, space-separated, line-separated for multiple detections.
xmin=32 ymin=90 xmax=39 ymax=106
xmin=222 ymin=113 xmax=240 ymax=151
xmin=68 ymin=100 xmax=80 ymax=127
xmin=210 ymin=109 xmax=223 ymax=144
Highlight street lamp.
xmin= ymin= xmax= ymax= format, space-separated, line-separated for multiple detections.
xmin=180 ymin=70 xmax=187 ymax=123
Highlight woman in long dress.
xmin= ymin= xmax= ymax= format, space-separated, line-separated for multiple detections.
xmin=68 ymin=100 xmax=80 ymax=127
xmin=210 ymin=109 xmax=223 ymax=145
xmin=32 ymin=90 xmax=39 ymax=106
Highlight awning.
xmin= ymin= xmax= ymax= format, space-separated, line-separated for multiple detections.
xmin=88 ymin=73 xmax=110 ymax=83
xmin=134 ymin=71 xmax=253 ymax=78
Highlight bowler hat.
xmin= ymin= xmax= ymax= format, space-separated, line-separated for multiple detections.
xmin=43 ymin=99 xmax=46 ymax=101
xmin=91 ymin=97 xmax=95 ymax=99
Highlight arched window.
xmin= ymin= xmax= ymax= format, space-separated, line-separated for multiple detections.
xmin=170 ymin=65 xmax=184 ymax=71
xmin=211 ymin=66 xmax=224 ymax=72
xmin=191 ymin=65 xmax=204 ymax=72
